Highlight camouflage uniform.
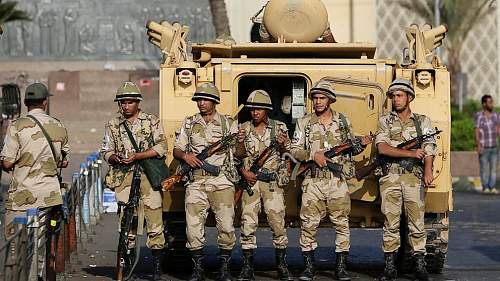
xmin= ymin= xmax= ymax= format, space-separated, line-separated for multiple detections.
xmin=1 ymin=82 xmax=70 ymax=280
xmin=175 ymin=111 xmax=238 ymax=251
xmin=290 ymin=110 xmax=356 ymax=253
xmin=375 ymin=111 xmax=437 ymax=254
xmin=101 ymin=110 xmax=167 ymax=250
xmin=239 ymin=119 xmax=289 ymax=250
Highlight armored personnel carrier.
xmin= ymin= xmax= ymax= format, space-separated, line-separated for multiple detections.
xmin=146 ymin=0 xmax=450 ymax=272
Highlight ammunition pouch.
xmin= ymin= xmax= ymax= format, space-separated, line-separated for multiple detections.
xmin=381 ymin=157 xmax=423 ymax=177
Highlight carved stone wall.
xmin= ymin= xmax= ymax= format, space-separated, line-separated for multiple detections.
xmin=375 ymin=0 xmax=499 ymax=101
xmin=0 ymin=0 xmax=215 ymax=61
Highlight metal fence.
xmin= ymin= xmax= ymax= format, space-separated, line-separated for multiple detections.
xmin=0 ymin=152 xmax=105 ymax=281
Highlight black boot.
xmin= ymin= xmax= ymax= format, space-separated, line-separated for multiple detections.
xmin=275 ymin=248 xmax=294 ymax=281
xmin=335 ymin=251 xmax=351 ymax=281
xmin=299 ymin=250 xmax=315 ymax=281
xmin=151 ymin=249 xmax=164 ymax=281
xmin=237 ymin=249 xmax=254 ymax=281
xmin=414 ymin=253 xmax=429 ymax=281
xmin=218 ymin=249 xmax=233 ymax=281
xmin=188 ymin=249 xmax=205 ymax=281
xmin=380 ymin=251 xmax=397 ymax=281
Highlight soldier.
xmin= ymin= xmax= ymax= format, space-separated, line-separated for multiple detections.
xmin=173 ymin=82 xmax=238 ymax=281
xmin=101 ymin=82 xmax=167 ymax=281
xmin=1 ymin=82 xmax=70 ymax=280
xmin=234 ymin=90 xmax=293 ymax=281
xmin=375 ymin=79 xmax=436 ymax=281
xmin=290 ymin=78 xmax=371 ymax=281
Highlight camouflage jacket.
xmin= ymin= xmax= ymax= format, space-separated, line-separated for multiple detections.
xmin=174 ymin=111 xmax=238 ymax=188
xmin=375 ymin=111 xmax=437 ymax=175
xmin=101 ymin=110 xmax=167 ymax=189
xmin=1 ymin=108 xmax=70 ymax=211
xmin=290 ymin=109 xmax=362 ymax=179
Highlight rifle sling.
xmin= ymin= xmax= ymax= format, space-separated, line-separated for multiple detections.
xmin=27 ymin=115 xmax=62 ymax=180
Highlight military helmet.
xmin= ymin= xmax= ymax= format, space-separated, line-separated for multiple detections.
xmin=245 ymin=89 xmax=273 ymax=110
xmin=25 ymin=82 xmax=52 ymax=101
xmin=386 ymin=78 xmax=415 ymax=101
xmin=114 ymin=82 xmax=143 ymax=102
xmin=192 ymin=82 xmax=220 ymax=104
xmin=309 ymin=79 xmax=336 ymax=102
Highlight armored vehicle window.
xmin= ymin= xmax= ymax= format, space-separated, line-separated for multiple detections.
xmin=238 ymin=76 xmax=307 ymax=137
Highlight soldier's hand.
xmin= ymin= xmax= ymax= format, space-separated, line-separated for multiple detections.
xmin=424 ymin=170 xmax=434 ymax=187
xmin=360 ymin=135 xmax=373 ymax=146
xmin=242 ymin=169 xmax=257 ymax=186
xmin=237 ymin=128 xmax=246 ymax=143
xmin=108 ymin=154 xmax=123 ymax=165
xmin=183 ymin=153 xmax=203 ymax=168
xmin=412 ymin=149 xmax=425 ymax=160
xmin=58 ymin=160 xmax=69 ymax=168
xmin=121 ymin=153 xmax=140 ymax=164
xmin=313 ymin=150 xmax=328 ymax=168
xmin=277 ymin=133 xmax=290 ymax=146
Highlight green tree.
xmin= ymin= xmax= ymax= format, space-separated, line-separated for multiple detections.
xmin=0 ymin=0 xmax=30 ymax=35
xmin=397 ymin=0 xmax=494 ymax=102
xmin=208 ymin=0 xmax=231 ymax=38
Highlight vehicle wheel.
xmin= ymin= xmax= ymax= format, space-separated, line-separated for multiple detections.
xmin=163 ymin=212 xmax=190 ymax=272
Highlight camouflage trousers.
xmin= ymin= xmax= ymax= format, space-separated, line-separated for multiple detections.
xmin=5 ymin=208 xmax=49 ymax=281
xmin=299 ymin=177 xmax=351 ymax=252
xmin=115 ymin=172 xmax=165 ymax=250
xmin=185 ymin=181 xmax=236 ymax=251
xmin=240 ymin=181 xmax=288 ymax=250
xmin=379 ymin=172 xmax=426 ymax=253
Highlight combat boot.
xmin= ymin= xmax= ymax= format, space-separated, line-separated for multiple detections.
xmin=151 ymin=249 xmax=164 ymax=281
xmin=335 ymin=251 xmax=351 ymax=281
xmin=380 ymin=251 xmax=397 ymax=281
xmin=188 ymin=249 xmax=205 ymax=281
xmin=299 ymin=250 xmax=316 ymax=281
xmin=414 ymin=253 xmax=429 ymax=281
xmin=237 ymin=249 xmax=255 ymax=281
xmin=218 ymin=249 xmax=234 ymax=281
xmin=275 ymin=248 xmax=294 ymax=281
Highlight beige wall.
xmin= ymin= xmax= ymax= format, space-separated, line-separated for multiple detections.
xmin=226 ymin=0 xmax=376 ymax=43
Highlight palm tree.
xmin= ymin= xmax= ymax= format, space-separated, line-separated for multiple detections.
xmin=0 ymin=0 xmax=29 ymax=35
xmin=208 ymin=0 xmax=231 ymax=38
xmin=397 ymin=0 xmax=494 ymax=102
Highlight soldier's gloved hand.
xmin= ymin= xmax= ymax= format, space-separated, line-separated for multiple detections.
xmin=183 ymin=153 xmax=203 ymax=168
xmin=412 ymin=149 xmax=425 ymax=160
xmin=241 ymin=168 xmax=257 ymax=186
xmin=313 ymin=150 xmax=328 ymax=168
xmin=237 ymin=127 xmax=246 ymax=143
xmin=108 ymin=154 xmax=123 ymax=165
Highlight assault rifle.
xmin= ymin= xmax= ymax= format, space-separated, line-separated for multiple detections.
xmin=234 ymin=140 xmax=281 ymax=202
xmin=116 ymin=164 xmax=141 ymax=281
xmin=355 ymin=127 xmax=442 ymax=180
xmin=162 ymin=133 xmax=238 ymax=191
xmin=288 ymin=139 xmax=357 ymax=179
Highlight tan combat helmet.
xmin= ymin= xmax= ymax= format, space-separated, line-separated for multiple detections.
xmin=114 ymin=82 xmax=143 ymax=102
xmin=309 ymin=78 xmax=336 ymax=102
xmin=245 ymin=89 xmax=273 ymax=110
xmin=191 ymin=82 xmax=220 ymax=104
xmin=386 ymin=78 xmax=415 ymax=101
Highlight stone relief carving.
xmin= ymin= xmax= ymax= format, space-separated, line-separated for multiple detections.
xmin=0 ymin=0 xmax=215 ymax=60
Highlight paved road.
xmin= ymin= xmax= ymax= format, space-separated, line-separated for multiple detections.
xmin=63 ymin=191 xmax=500 ymax=281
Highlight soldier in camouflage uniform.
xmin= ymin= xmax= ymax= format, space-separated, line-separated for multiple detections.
xmin=101 ymin=82 xmax=167 ymax=281
xmin=173 ymin=82 xmax=238 ymax=281
xmin=375 ymin=79 xmax=436 ymax=281
xmin=234 ymin=90 xmax=293 ymax=281
xmin=290 ymin=78 xmax=371 ymax=281
xmin=1 ymin=83 xmax=70 ymax=281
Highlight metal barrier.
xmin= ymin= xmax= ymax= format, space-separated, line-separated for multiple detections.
xmin=0 ymin=151 xmax=105 ymax=281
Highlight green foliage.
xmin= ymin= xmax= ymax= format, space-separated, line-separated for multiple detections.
xmin=450 ymin=100 xmax=489 ymax=151
xmin=0 ymin=1 xmax=30 ymax=25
